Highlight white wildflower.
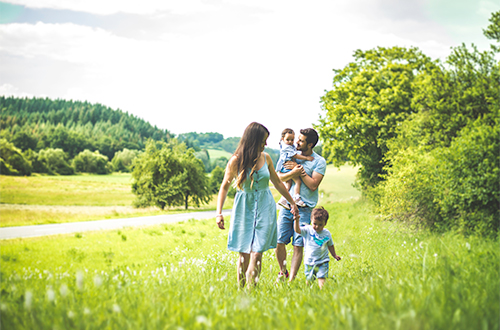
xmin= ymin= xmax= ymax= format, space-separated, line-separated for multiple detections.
xmin=76 ymin=271 xmax=84 ymax=291
xmin=67 ymin=310 xmax=75 ymax=318
xmin=46 ymin=288 xmax=55 ymax=302
xmin=59 ymin=284 xmax=68 ymax=297
xmin=94 ymin=275 xmax=102 ymax=287
xmin=113 ymin=304 xmax=121 ymax=313
xmin=24 ymin=290 xmax=32 ymax=309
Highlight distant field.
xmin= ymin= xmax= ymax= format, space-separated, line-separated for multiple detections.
xmin=0 ymin=164 xmax=358 ymax=227
xmin=319 ymin=164 xmax=361 ymax=204
xmin=0 ymin=174 xmax=232 ymax=227
xmin=206 ymin=148 xmax=232 ymax=159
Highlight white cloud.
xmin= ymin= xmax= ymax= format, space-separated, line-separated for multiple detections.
xmin=0 ymin=83 xmax=36 ymax=98
xmin=4 ymin=0 xmax=218 ymax=15
xmin=0 ymin=0 xmax=497 ymax=141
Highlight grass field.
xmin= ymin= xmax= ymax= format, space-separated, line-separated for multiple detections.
xmin=1 ymin=200 xmax=498 ymax=329
xmin=0 ymin=164 xmax=352 ymax=227
xmin=206 ymin=148 xmax=233 ymax=159
xmin=0 ymin=164 xmax=498 ymax=329
xmin=0 ymin=173 xmax=232 ymax=227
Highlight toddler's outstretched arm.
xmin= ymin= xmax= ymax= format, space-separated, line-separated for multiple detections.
xmin=292 ymin=153 xmax=314 ymax=161
xmin=328 ymin=245 xmax=341 ymax=261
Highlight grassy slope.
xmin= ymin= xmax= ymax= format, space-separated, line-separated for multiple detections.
xmin=0 ymin=165 xmax=498 ymax=329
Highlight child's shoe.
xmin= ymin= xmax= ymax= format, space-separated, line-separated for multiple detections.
xmin=277 ymin=196 xmax=290 ymax=210
xmin=276 ymin=269 xmax=289 ymax=283
xmin=294 ymin=196 xmax=307 ymax=207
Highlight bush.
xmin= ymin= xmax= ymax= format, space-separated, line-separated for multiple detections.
xmin=111 ymin=149 xmax=140 ymax=172
xmin=23 ymin=149 xmax=50 ymax=173
xmin=0 ymin=139 xmax=32 ymax=175
xmin=37 ymin=148 xmax=75 ymax=175
xmin=376 ymin=119 xmax=499 ymax=237
xmin=433 ymin=120 xmax=499 ymax=236
xmin=73 ymin=150 xmax=113 ymax=174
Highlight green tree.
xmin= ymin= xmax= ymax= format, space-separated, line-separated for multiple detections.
xmin=131 ymin=141 xmax=210 ymax=210
xmin=11 ymin=131 xmax=38 ymax=151
xmin=209 ymin=166 xmax=225 ymax=194
xmin=483 ymin=10 xmax=500 ymax=51
xmin=37 ymin=148 xmax=74 ymax=175
xmin=111 ymin=148 xmax=140 ymax=172
xmin=318 ymin=46 xmax=436 ymax=189
xmin=0 ymin=139 xmax=32 ymax=175
xmin=72 ymin=150 xmax=113 ymax=174
xmin=375 ymin=12 xmax=500 ymax=236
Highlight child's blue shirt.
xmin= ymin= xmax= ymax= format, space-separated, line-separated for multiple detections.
xmin=300 ymin=225 xmax=333 ymax=266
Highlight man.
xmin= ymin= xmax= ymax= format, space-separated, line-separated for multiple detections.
xmin=275 ymin=128 xmax=327 ymax=282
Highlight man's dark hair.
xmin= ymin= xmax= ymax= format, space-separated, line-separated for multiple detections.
xmin=312 ymin=206 xmax=329 ymax=224
xmin=300 ymin=128 xmax=319 ymax=148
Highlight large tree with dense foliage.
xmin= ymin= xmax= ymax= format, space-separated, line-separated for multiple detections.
xmin=131 ymin=140 xmax=210 ymax=210
xmin=317 ymin=11 xmax=499 ymax=236
xmin=375 ymin=13 xmax=500 ymax=236
xmin=318 ymin=46 xmax=436 ymax=188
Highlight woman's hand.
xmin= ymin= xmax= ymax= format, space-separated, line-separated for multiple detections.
xmin=216 ymin=215 xmax=225 ymax=230
xmin=290 ymin=203 xmax=300 ymax=220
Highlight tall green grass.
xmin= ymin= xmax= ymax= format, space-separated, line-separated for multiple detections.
xmin=1 ymin=200 xmax=498 ymax=329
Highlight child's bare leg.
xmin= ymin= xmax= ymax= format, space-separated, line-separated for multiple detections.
xmin=237 ymin=253 xmax=250 ymax=288
xmin=293 ymin=178 xmax=302 ymax=197
xmin=318 ymin=278 xmax=326 ymax=289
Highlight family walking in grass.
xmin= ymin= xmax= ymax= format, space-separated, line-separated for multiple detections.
xmin=216 ymin=122 xmax=341 ymax=289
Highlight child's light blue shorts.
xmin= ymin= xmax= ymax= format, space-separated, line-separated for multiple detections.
xmin=305 ymin=262 xmax=329 ymax=280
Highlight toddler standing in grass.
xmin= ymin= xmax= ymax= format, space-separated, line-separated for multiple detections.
xmin=293 ymin=206 xmax=341 ymax=289
xmin=276 ymin=128 xmax=314 ymax=209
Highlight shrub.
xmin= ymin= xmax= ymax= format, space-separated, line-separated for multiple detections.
xmin=377 ymin=118 xmax=499 ymax=237
xmin=37 ymin=148 xmax=75 ymax=175
xmin=433 ymin=119 xmax=499 ymax=236
xmin=111 ymin=148 xmax=140 ymax=172
xmin=0 ymin=139 xmax=32 ymax=176
xmin=72 ymin=150 xmax=113 ymax=174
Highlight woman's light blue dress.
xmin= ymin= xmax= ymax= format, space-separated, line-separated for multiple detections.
xmin=227 ymin=163 xmax=277 ymax=254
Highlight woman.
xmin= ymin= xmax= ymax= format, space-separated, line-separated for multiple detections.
xmin=215 ymin=122 xmax=299 ymax=288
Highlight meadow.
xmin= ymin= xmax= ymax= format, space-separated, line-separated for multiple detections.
xmin=0 ymin=165 xmax=498 ymax=329
xmin=0 ymin=164 xmax=356 ymax=227
xmin=0 ymin=172 xmax=232 ymax=227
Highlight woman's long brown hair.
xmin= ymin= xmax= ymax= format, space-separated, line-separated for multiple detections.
xmin=234 ymin=122 xmax=269 ymax=190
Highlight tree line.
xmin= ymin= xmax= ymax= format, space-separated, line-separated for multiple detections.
xmin=317 ymin=11 xmax=499 ymax=236
xmin=0 ymin=96 xmax=173 ymax=160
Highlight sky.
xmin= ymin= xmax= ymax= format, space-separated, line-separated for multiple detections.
xmin=0 ymin=0 xmax=498 ymax=146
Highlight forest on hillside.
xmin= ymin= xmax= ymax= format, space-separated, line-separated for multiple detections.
xmin=0 ymin=96 xmax=247 ymax=176
xmin=0 ymin=96 xmax=173 ymax=160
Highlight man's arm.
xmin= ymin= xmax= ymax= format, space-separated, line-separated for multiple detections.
xmin=277 ymin=161 xmax=302 ymax=182
xmin=300 ymin=170 xmax=324 ymax=192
